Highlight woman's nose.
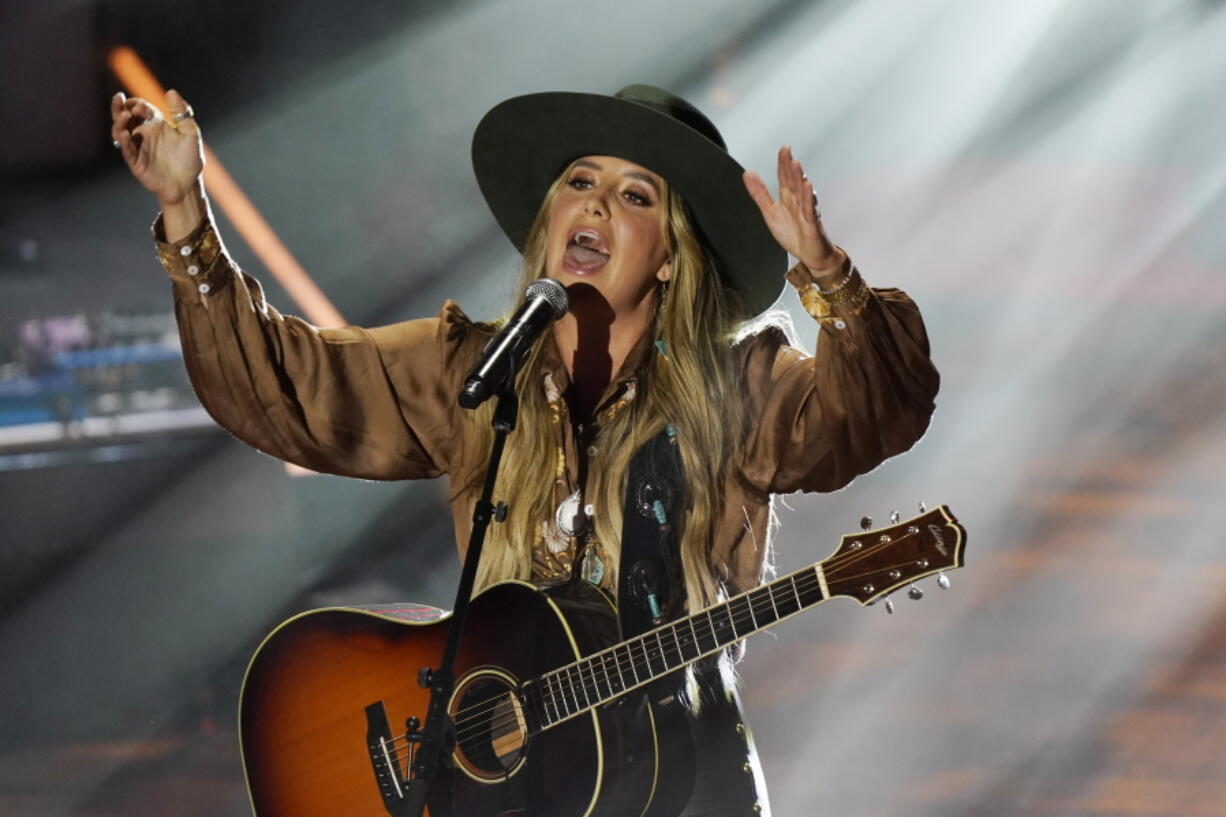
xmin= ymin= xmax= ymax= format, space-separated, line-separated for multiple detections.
xmin=582 ymin=190 xmax=608 ymax=217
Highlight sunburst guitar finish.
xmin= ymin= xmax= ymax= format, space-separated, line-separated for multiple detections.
xmin=240 ymin=581 xmax=663 ymax=817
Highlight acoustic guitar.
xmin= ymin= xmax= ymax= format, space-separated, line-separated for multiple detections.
xmin=239 ymin=505 xmax=965 ymax=817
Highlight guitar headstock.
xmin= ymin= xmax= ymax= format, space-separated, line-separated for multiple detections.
xmin=821 ymin=505 xmax=966 ymax=606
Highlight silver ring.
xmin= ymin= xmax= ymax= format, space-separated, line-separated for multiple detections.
xmin=171 ymin=105 xmax=195 ymax=123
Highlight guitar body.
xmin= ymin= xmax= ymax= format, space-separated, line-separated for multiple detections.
xmin=240 ymin=580 xmax=670 ymax=817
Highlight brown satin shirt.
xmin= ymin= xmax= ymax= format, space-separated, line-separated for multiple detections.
xmin=154 ymin=214 xmax=939 ymax=599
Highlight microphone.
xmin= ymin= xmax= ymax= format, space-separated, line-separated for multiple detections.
xmin=458 ymin=278 xmax=568 ymax=409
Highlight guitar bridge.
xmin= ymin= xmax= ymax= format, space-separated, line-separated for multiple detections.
xmin=365 ymin=702 xmax=407 ymax=813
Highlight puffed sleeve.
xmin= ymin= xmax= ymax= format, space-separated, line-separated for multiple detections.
xmin=154 ymin=212 xmax=476 ymax=480
xmin=736 ymin=259 xmax=939 ymax=495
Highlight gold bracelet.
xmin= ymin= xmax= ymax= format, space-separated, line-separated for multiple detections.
xmin=828 ymin=268 xmax=869 ymax=306
xmin=817 ymin=269 xmax=855 ymax=296
xmin=806 ymin=267 xmax=869 ymax=316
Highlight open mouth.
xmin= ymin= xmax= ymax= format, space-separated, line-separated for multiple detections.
xmin=564 ymin=228 xmax=610 ymax=272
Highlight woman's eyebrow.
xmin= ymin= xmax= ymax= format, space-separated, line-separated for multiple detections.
xmin=623 ymin=171 xmax=660 ymax=193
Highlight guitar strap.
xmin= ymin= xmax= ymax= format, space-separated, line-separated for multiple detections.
xmin=617 ymin=425 xmax=686 ymax=638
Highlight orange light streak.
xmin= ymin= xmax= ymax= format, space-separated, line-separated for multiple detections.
xmin=108 ymin=46 xmax=346 ymax=330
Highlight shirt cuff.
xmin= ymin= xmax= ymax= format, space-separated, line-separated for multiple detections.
xmin=152 ymin=212 xmax=226 ymax=296
xmin=785 ymin=253 xmax=873 ymax=332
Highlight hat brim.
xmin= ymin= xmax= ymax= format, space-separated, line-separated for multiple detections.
xmin=472 ymin=91 xmax=785 ymax=317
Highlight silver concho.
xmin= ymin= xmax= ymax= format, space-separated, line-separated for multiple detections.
xmin=555 ymin=490 xmax=584 ymax=540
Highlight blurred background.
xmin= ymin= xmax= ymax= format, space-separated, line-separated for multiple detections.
xmin=2 ymin=0 xmax=1225 ymax=814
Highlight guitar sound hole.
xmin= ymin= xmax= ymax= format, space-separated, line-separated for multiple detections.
xmin=451 ymin=672 xmax=527 ymax=780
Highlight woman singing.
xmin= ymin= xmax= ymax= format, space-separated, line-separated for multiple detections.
xmin=111 ymin=83 xmax=938 ymax=816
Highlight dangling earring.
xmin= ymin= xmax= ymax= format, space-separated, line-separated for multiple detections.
xmin=654 ymin=275 xmax=671 ymax=360
xmin=655 ymin=273 xmax=672 ymax=318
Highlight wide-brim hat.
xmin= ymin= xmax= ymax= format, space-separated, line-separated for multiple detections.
xmin=472 ymin=84 xmax=785 ymax=317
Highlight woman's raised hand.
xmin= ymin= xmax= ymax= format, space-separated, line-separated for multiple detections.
xmin=743 ymin=146 xmax=843 ymax=276
xmin=110 ymin=89 xmax=204 ymax=206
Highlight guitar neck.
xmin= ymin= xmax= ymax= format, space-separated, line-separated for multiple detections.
xmin=520 ymin=561 xmax=829 ymax=733
xmin=517 ymin=504 xmax=964 ymax=734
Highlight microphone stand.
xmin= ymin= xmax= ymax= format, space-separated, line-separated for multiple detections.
xmin=400 ymin=383 xmax=519 ymax=817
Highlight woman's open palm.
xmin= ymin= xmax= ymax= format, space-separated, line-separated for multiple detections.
xmin=743 ymin=145 xmax=839 ymax=272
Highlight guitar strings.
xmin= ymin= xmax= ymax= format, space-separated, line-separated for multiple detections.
xmin=394 ymin=573 xmax=858 ymax=764
xmin=387 ymin=526 xmax=942 ymax=755
xmin=399 ymin=573 xmax=822 ymax=759
xmin=399 ymin=544 xmax=927 ymax=761
xmin=405 ymin=586 xmax=787 ymax=744
xmin=395 ymin=573 xmax=836 ymax=752
xmin=396 ymin=531 xmax=924 ymax=753
xmin=442 ymin=589 xmax=776 ymax=738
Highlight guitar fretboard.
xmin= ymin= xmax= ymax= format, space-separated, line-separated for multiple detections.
xmin=518 ymin=563 xmax=828 ymax=732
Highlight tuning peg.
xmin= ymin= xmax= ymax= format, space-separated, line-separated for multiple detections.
xmin=907 ymin=583 xmax=924 ymax=601
xmin=918 ymin=501 xmax=927 ymax=513
xmin=890 ymin=510 xmax=900 ymax=524
xmin=884 ymin=597 xmax=895 ymax=614
xmin=937 ymin=571 xmax=951 ymax=589
xmin=860 ymin=515 xmax=873 ymax=531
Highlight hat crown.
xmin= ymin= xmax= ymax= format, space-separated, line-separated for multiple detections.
xmin=613 ymin=84 xmax=727 ymax=151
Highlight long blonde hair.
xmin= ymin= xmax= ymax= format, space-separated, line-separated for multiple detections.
xmin=466 ymin=164 xmax=748 ymax=611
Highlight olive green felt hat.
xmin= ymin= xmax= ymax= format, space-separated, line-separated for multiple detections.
xmin=471 ymin=84 xmax=786 ymax=317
